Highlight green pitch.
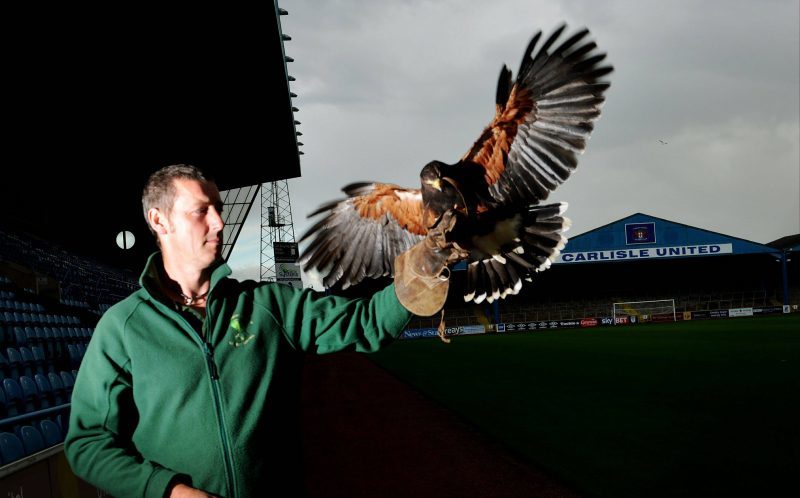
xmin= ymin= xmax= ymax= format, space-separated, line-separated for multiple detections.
xmin=370 ymin=315 xmax=800 ymax=498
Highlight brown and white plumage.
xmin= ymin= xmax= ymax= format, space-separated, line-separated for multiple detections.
xmin=299 ymin=183 xmax=430 ymax=289
xmin=300 ymin=24 xmax=612 ymax=301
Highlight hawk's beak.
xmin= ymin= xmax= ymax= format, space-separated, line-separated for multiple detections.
xmin=427 ymin=178 xmax=442 ymax=191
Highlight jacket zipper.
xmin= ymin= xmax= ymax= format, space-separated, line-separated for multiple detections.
xmin=203 ymin=341 xmax=237 ymax=498
xmin=173 ymin=302 xmax=238 ymax=498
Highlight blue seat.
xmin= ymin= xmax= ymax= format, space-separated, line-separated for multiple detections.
xmin=19 ymin=375 xmax=41 ymax=411
xmin=39 ymin=419 xmax=63 ymax=446
xmin=56 ymin=413 xmax=67 ymax=434
xmin=67 ymin=344 xmax=81 ymax=368
xmin=60 ymin=371 xmax=75 ymax=395
xmin=0 ymin=350 xmax=9 ymax=379
xmin=34 ymin=373 xmax=54 ymax=407
xmin=0 ymin=385 xmax=6 ymax=418
xmin=31 ymin=345 xmax=50 ymax=374
xmin=2 ymin=378 xmax=23 ymax=416
xmin=0 ymin=432 xmax=25 ymax=465
xmin=13 ymin=326 xmax=27 ymax=346
xmin=19 ymin=346 xmax=36 ymax=377
xmin=47 ymin=372 xmax=66 ymax=405
xmin=6 ymin=347 xmax=22 ymax=378
xmin=33 ymin=326 xmax=45 ymax=345
xmin=24 ymin=326 xmax=37 ymax=344
xmin=18 ymin=425 xmax=44 ymax=455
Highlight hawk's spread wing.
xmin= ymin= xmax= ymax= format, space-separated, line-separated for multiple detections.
xmin=462 ymin=25 xmax=612 ymax=206
xmin=299 ymin=183 xmax=427 ymax=289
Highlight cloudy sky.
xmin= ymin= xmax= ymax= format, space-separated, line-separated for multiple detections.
xmin=228 ymin=0 xmax=799 ymax=281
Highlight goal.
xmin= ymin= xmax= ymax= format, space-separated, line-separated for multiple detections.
xmin=612 ymin=299 xmax=676 ymax=323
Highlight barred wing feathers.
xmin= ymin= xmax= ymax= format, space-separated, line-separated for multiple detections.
xmin=298 ymin=183 xmax=427 ymax=289
xmin=463 ymin=25 xmax=612 ymax=206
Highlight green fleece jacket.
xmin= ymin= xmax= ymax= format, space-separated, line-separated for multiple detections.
xmin=65 ymin=254 xmax=411 ymax=498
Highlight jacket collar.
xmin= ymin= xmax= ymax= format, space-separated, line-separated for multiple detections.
xmin=139 ymin=252 xmax=232 ymax=304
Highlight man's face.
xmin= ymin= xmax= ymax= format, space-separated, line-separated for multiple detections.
xmin=160 ymin=178 xmax=224 ymax=270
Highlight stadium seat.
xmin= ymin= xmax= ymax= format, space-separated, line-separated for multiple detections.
xmin=34 ymin=326 xmax=45 ymax=344
xmin=31 ymin=345 xmax=49 ymax=374
xmin=2 ymin=378 xmax=23 ymax=416
xmin=39 ymin=419 xmax=62 ymax=446
xmin=19 ymin=347 xmax=36 ymax=377
xmin=6 ymin=348 xmax=22 ymax=378
xmin=24 ymin=326 xmax=36 ymax=344
xmin=0 ymin=432 xmax=25 ymax=465
xmin=0 ymin=385 xmax=7 ymax=418
xmin=52 ymin=328 xmax=66 ymax=361
xmin=67 ymin=344 xmax=81 ymax=369
xmin=34 ymin=373 xmax=54 ymax=408
xmin=59 ymin=371 xmax=75 ymax=395
xmin=56 ymin=413 xmax=66 ymax=433
xmin=0 ymin=351 xmax=9 ymax=380
xmin=13 ymin=327 xmax=27 ymax=346
xmin=48 ymin=372 xmax=66 ymax=405
xmin=19 ymin=376 xmax=40 ymax=412
xmin=17 ymin=425 xmax=44 ymax=455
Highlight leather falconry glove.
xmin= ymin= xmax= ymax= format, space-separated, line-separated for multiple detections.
xmin=394 ymin=210 xmax=467 ymax=317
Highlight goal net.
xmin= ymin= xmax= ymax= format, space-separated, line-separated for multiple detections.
xmin=612 ymin=299 xmax=676 ymax=323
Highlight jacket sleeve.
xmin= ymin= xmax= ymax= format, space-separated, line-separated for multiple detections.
xmin=64 ymin=308 xmax=189 ymax=498
xmin=257 ymin=282 xmax=412 ymax=354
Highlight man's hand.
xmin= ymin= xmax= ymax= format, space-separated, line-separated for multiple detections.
xmin=394 ymin=210 xmax=467 ymax=316
xmin=169 ymin=483 xmax=218 ymax=498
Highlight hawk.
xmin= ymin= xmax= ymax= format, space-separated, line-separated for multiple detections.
xmin=299 ymin=25 xmax=612 ymax=305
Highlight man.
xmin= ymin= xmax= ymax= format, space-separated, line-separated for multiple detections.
xmin=64 ymin=165 xmax=453 ymax=497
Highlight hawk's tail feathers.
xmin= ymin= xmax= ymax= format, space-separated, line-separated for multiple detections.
xmin=464 ymin=202 xmax=570 ymax=304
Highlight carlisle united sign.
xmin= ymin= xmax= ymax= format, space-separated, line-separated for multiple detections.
xmin=556 ymin=243 xmax=733 ymax=264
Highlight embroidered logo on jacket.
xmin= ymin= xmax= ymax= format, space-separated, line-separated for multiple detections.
xmin=229 ymin=314 xmax=255 ymax=347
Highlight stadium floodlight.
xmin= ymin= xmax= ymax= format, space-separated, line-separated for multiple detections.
xmin=613 ymin=299 xmax=676 ymax=323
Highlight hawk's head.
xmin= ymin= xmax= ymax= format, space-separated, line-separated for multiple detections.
xmin=420 ymin=161 xmax=444 ymax=192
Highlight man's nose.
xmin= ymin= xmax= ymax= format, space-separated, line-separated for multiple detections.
xmin=209 ymin=207 xmax=225 ymax=231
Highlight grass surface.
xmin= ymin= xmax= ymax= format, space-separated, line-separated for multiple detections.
xmin=370 ymin=315 xmax=800 ymax=498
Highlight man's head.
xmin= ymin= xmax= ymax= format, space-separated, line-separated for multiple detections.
xmin=143 ymin=164 xmax=224 ymax=270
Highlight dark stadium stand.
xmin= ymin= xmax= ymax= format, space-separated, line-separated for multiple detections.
xmin=1 ymin=228 xmax=100 ymax=473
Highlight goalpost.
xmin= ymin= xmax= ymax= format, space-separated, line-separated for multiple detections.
xmin=612 ymin=299 xmax=677 ymax=323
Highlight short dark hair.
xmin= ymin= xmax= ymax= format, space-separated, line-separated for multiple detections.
xmin=142 ymin=164 xmax=214 ymax=235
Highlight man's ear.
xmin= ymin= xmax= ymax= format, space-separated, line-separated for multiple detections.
xmin=147 ymin=208 xmax=170 ymax=236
